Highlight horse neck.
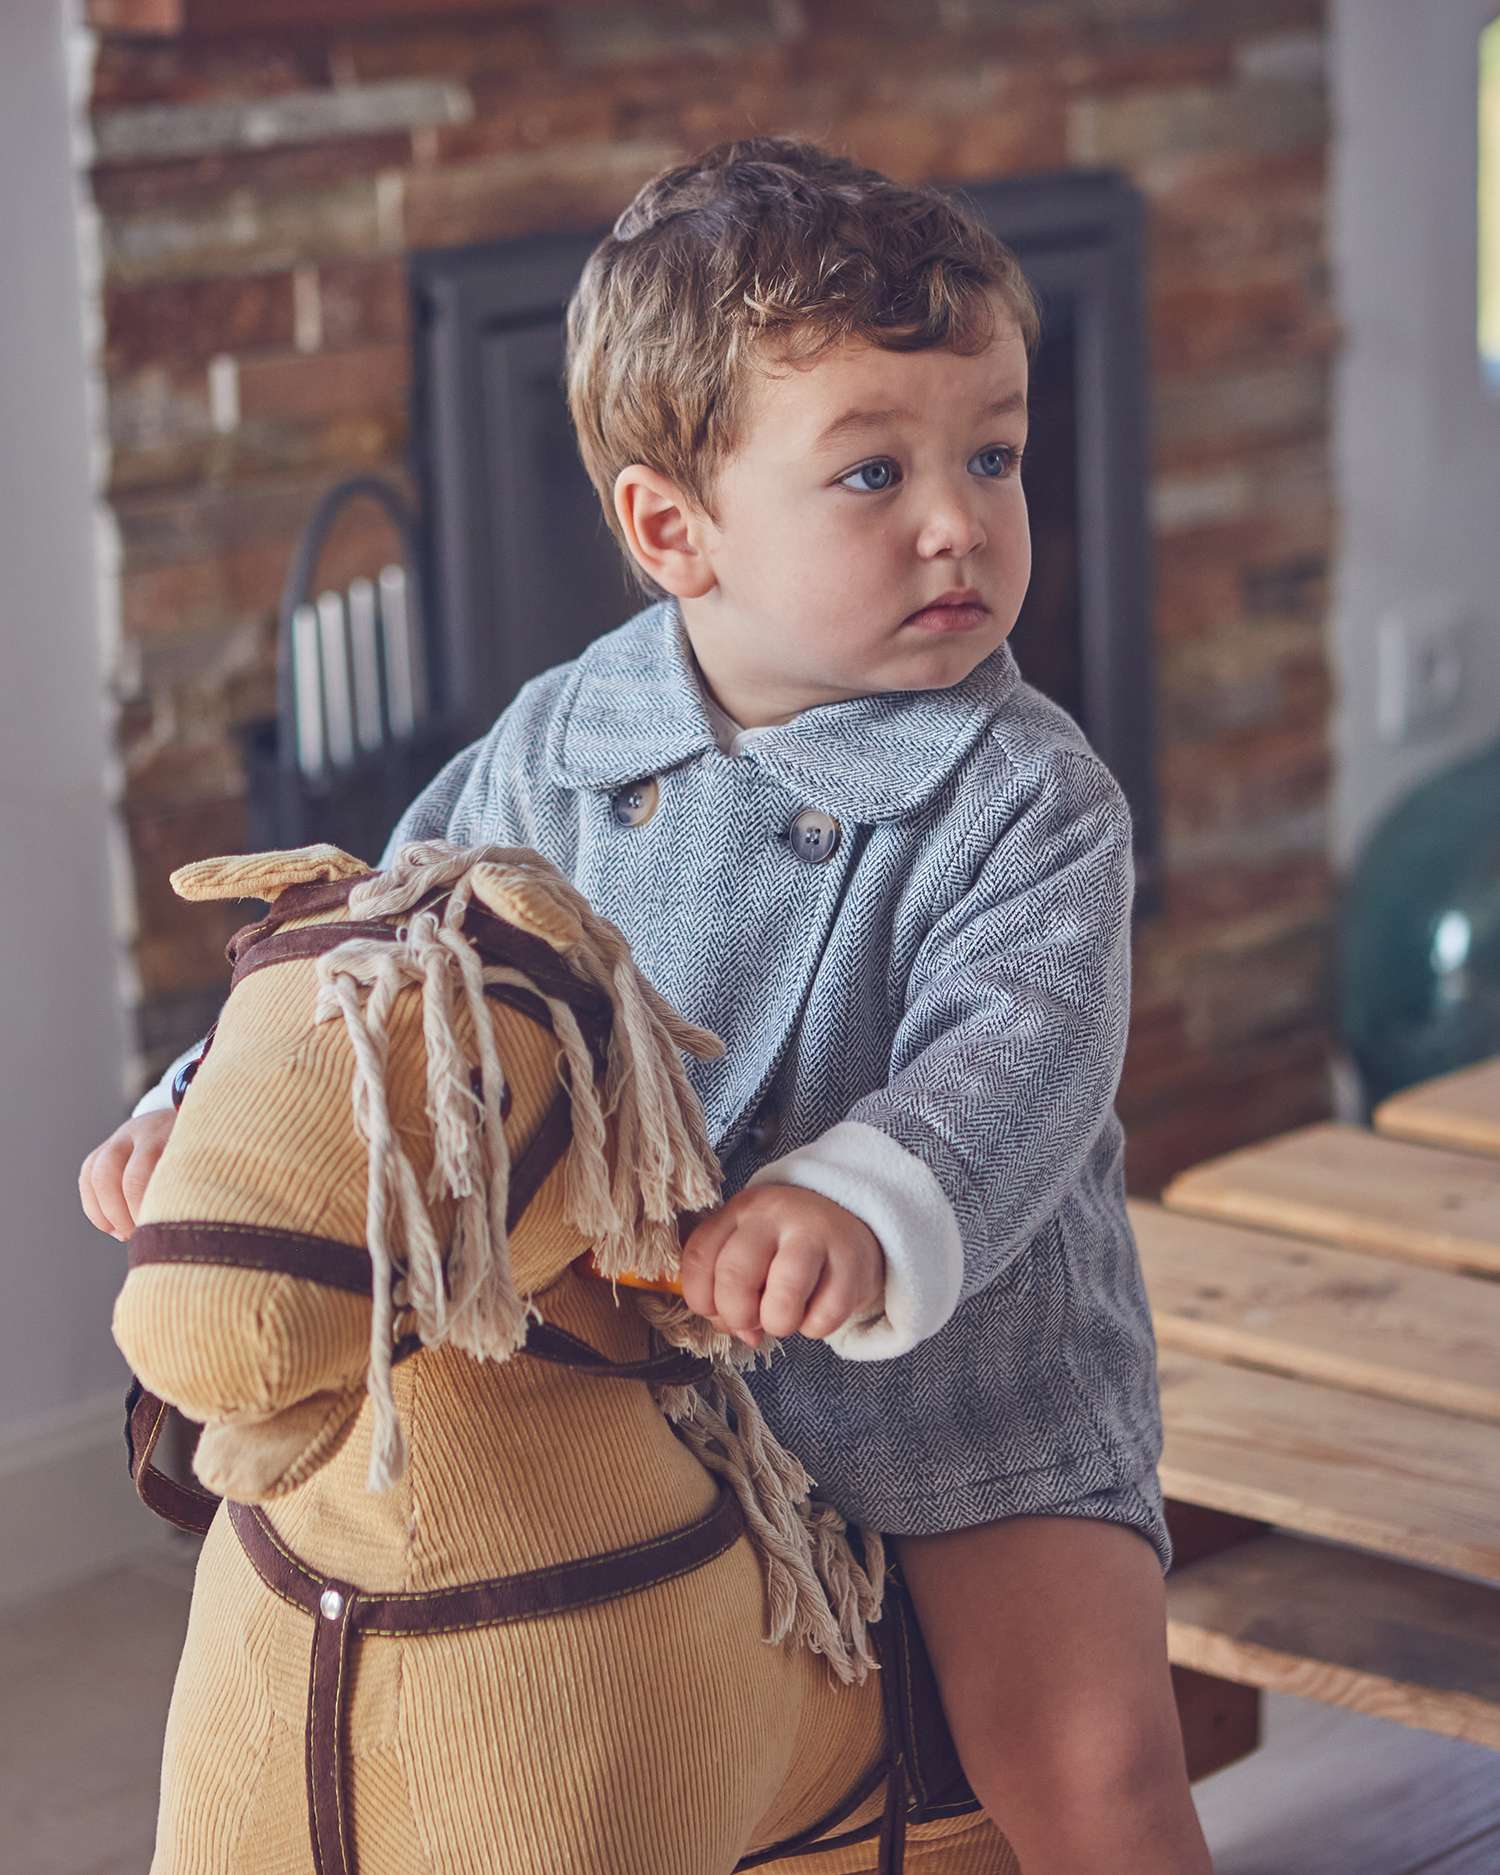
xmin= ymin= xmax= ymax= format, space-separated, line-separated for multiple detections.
xmin=267 ymin=1265 xmax=719 ymax=1591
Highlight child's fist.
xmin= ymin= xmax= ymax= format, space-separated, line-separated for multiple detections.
xmin=679 ymin=1183 xmax=884 ymax=1349
xmin=79 ymin=1109 xmax=176 ymax=1241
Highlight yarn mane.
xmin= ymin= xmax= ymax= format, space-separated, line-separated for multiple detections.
xmin=317 ymin=839 xmax=885 ymax=1681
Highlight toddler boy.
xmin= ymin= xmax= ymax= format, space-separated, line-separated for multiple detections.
xmin=83 ymin=137 xmax=1212 ymax=1873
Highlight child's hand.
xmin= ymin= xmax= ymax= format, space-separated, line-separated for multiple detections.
xmin=79 ymin=1110 xmax=176 ymax=1241
xmin=679 ymin=1184 xmax=884 ymax=1350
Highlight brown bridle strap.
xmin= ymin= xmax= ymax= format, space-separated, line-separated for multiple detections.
xmin=124 ymin=1381 xmax=222 ymax=1537
xmin=523 ymin=1321 xmax=715 ymax=1389
xmin=224 ymin=873 xmax=370 ymax=967
xmin=224 ymin=881 xmax=616 ymax=1062
xmin=130 ymin=1216 xmax=705 ymax=1378
xmin=227 ymin=920 xmax=416 ymax=989
xmin=129 ymin=1222 xmax=377 ymax=1295
xmin=231 ymin=1480 xmax=743 ymax=1635
xmin=126 ymin=1211 xmax=713 ymax=1394
xmin=228 ymin=1484 xmax=746 ymax=1875
xmin=128 ymin=1074 xmax=575 ymax=1305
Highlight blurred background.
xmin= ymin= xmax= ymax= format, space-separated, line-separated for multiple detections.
xmin=2 ymin=2 xmax=1498 ymax=1866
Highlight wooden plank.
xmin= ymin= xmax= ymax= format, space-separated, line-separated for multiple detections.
xmin=1164 ymin=1498 xmax=1269 ymax=1571
xmin=1132 ymin=1200 xmax=1500 ymax=1422
xmin=1375 ymin=1059 xmax=1500 ymax=1158
xmin=1157 ymin=1352 xmax=1500 ymax=1584
xmin=1162 ymin=1123 xmax=1500 ymax=1277
xmin=1166 ymin=1532 xmax=1500 ymax=1750
xmin=1163 ymin=1500 xmax=1265 ymax=1782
xmin=1172 ymin=1666 xmax=1261 ymax=1784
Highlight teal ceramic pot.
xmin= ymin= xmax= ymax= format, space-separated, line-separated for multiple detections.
xmin=1338 ymin=734 xmax=1500 ymax=1111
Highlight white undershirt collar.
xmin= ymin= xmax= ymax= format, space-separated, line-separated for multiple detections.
xmin=700 ymin=686 xmax=784 ymax=757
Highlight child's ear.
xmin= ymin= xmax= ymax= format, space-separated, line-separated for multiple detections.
xmin=170 ymin=844 xmax=372 ymax=905
xmin=612 ymin=464 xmax=717 ymax=600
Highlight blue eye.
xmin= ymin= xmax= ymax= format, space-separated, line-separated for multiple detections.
xmin=838 ymin=447 xmax=1021 ymax=493
xmin=969 ymin=445 xmax=1019 ymax=479
xmin=839 ymin=458 xmax=900 ymax=493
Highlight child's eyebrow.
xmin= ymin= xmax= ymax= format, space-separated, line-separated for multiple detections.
xmin=813 ymin=390 xmax=1027 ymax=450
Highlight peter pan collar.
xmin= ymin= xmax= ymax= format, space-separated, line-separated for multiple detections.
xmin=543 ymin=598 xmax=1021 ymax=823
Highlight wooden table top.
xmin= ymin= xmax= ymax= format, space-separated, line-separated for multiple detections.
xmin=1140 ymin=1056 xmax=1500 ymax=1747
xmin=1374 ymin=1058 xmax=1500 ymax=1156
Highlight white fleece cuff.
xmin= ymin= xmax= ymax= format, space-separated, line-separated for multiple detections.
xmin=744 ymin=1118 xmax=964 ymax=1361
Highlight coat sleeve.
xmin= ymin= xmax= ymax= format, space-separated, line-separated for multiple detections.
xmin=749 ymin=747 xmax=1135 ymax=1358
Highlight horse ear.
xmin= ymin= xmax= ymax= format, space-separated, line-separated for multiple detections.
xmin=468 ymin=861 xmax=586 ymax=954
xmin=170 ymin=844 xmax=372 ymax=904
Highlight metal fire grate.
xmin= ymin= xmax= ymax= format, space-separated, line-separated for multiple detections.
xmin=240 ymin=473 xmax=461 ymax=867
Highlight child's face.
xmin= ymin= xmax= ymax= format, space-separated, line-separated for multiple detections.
xmin=656 ymin=309 xmax=1031 ymax=727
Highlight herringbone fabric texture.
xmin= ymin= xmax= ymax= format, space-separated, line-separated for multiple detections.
xmin=380 ymin=600 xmax=1169 ymax=1568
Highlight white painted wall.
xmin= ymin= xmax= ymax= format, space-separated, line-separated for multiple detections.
xmin=1330 ymin=0 xmax=1500 ymax=867
xmin=0 ymin=0 xmax=151 ymax=1600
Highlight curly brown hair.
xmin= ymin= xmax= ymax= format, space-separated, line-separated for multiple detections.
xmin=564 ymin=135 xmax=1040 ymax=597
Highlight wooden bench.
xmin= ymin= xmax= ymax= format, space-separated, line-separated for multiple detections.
xmin=1137 ymin=1057 xmax=1500 ymax=1757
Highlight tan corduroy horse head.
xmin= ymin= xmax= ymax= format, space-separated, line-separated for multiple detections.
xmin=113 ymin=840 xmax=1017 ymax=1875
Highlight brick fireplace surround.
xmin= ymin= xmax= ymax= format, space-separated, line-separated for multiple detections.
xmin=79 ymin=0 xmax=1337 ymax=1191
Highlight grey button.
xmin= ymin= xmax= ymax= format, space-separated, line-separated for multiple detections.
xmin=320 ymin=1588 xmax=344 ymax=1621
xmin=787 ymin=808 xmax=842 ymax=865
xmin=610 ymin=778 xmax=660 ymax=828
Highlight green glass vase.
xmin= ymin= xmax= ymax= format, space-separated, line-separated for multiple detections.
xmin=1338 ymin=733 xmax=1500 ymax=1111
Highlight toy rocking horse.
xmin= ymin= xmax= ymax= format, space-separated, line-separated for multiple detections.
xmin=114 ymin=840 xmax=1018 ymax=1875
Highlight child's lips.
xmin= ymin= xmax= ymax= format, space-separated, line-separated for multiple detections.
xmin=904 ymin=600 xmax=990 ymax=633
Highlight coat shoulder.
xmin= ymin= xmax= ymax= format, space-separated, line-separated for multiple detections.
xmin=949 ymin=670 xmax=1131 ymax=835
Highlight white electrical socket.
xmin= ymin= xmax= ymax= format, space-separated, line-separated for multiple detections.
xmin=1375 ymin=598 xmax=1469 ymax=742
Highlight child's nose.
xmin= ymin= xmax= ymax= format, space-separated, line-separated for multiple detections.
xmin=914 ymin=488 xmax=987 ymax=560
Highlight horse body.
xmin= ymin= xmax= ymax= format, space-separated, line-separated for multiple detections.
xmin=148 ymin=1271 xmax=887 ymax=1874
xmin=114 ymin=844 xmax=1016 ymax=1874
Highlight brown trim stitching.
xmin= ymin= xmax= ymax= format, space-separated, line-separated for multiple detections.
xmin=229 ymin=920 xmax=409 ymax=989
xmin=356 ymin=1530 xmax=745 ymax=1637
xmin=304 ymin=1590 xmax=323 ymax=1875
xmin=897 ymin=1592 xmax=927 ymax=1811
xmin=228 ymin=1489 xmax=745 ymax=1636
xmin=244 ymin=1486 xmax=740 ymax=1607
xmin=128 ymin=1388 xmax=220 ymax=1535
xmin=129 ymin=1222 xmax=375 ymax=1298
xmin=330 ymin=1593 xmax=353 ymax=1869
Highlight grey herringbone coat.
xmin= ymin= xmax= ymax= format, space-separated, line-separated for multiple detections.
xmin=385 ymin=599 xmax=1170 ymax=1568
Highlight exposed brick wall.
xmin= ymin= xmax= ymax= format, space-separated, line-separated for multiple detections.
xmin=78 ymin=0 xmax=1337 ymax=1185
